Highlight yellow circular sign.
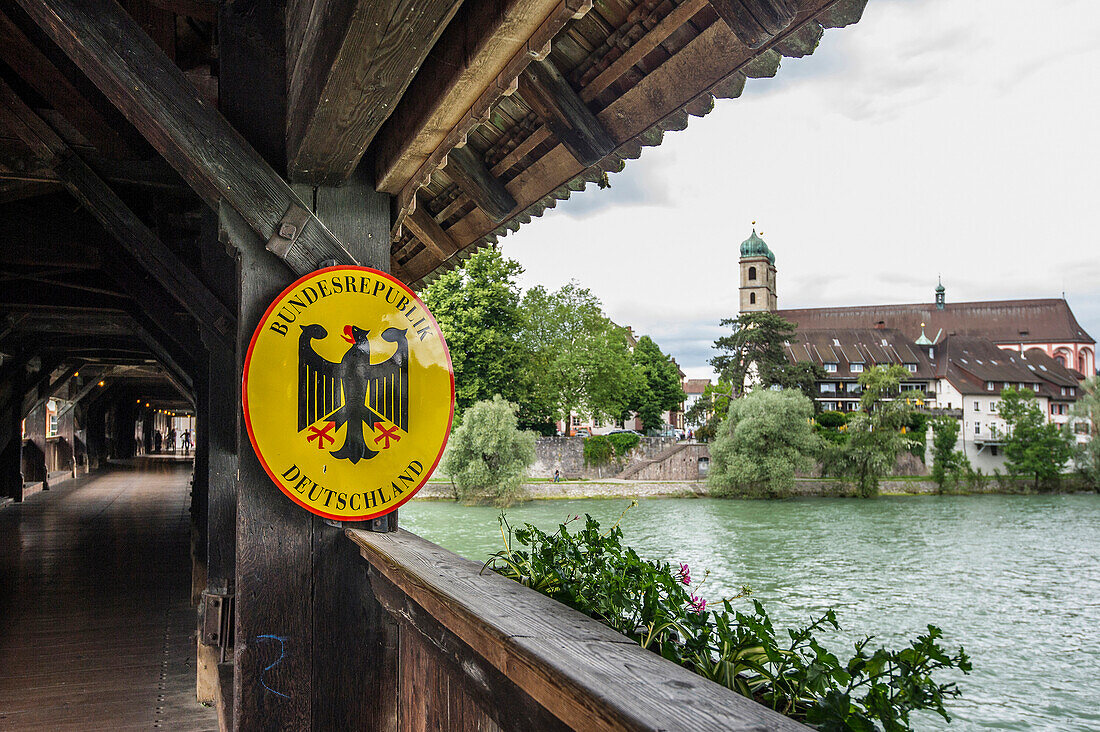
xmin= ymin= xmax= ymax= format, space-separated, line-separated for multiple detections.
xmin=243 ymin=266 xmax=454 ymax=520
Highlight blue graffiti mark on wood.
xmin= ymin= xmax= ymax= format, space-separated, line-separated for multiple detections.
xmin=255 ymin=634 xmax=290 ymax=699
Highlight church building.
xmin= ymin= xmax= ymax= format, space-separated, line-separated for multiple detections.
xmin=738 ymin=231 xmax=1096 ymax=378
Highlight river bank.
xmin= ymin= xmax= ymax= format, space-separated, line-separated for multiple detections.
xmin=416 ymin=475 xmax=1095 ymax=501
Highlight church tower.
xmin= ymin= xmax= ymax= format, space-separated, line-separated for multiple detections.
xmin=739 ymin=229 xmax=777 ymax=313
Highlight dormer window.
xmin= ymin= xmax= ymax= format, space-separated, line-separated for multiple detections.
xmin=823 ymin=363 xmax=838 ymax=373
xmin=850 ymin=363 xmax=864 ymax=373
xmin=1031 ymin=383 xmax=1039 ymax=392
xmin=986 ymin=382 xmax=995 ymax=391
xmin=905 ymin=363 xmax=917 ymax=373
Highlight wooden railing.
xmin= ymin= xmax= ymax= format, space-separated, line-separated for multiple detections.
xmin=347 ymin=529 xmax=810 ymax=732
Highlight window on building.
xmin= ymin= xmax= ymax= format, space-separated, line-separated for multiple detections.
xmin=986 ymin=382 xmax=995 ymax=391
xmin=850 ymin=363 xmax=864 ymax=373
xmin=46 ymin=400 xmax=58 ymax=438
xmin=973 ymin=401 xmax=980 ymax=412
xmin=832 ymin=338 xmax=840 ymax=346
xmin=749 ymin=292 xmax=756 ymax=305
xmin=748 ymin=266 xmax=757 ymax=281
xmin=990 ymin=401 xmax=999 ymax=413
xmin=822 ymin=402 xmax=835 ymax=411
xmin=1032 ymin=383 xmax=1039 ymax=392
xmin=824 ymin=363 xmax=837 ymax=373
xmin=975 ymin=422 xmax=981 ymax=435
xmin=1050 ymin=404 xmax=1056 ymax=415
xmin=1070 ymin=387 xmax=1076 ymax=396
xmin=821 ymin=383 xmax=836 ymax=393
xmin=1003 ymin=382 xmax=1009 ymax=390
xmin=1061 ymin=386 xmax=1067 ymax=396
xmin=990 ymin=445 xmax=998 ymax=456
xmin=905 ymin=363 xmax=917 ymax=373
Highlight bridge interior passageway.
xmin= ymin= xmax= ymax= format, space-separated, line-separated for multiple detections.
xmin=0 ymin=460 xmax=218 ymax=731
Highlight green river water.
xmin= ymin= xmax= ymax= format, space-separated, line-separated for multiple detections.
xmin=400 ymin=494 xmax=1100 ymax=731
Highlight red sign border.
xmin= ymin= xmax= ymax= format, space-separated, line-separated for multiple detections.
xmin=242 ymin=265 xmax=455 ymax=521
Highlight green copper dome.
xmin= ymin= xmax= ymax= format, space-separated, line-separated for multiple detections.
xmin=740 ymin=229 xmax=775 ymax=264
xmin=935 ymin=277 xmax=945 ymax=294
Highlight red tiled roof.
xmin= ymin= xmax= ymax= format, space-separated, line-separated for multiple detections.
xmin=682 ymin=379 xmax=710 ymax=394
xmin=778 ymin=299 xmax=1094 ymax=345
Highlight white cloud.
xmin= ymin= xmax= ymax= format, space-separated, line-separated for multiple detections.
xmin=502 ymin=0 xmax=1100 ymax=377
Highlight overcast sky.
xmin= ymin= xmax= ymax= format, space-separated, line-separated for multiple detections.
xmin=499 ymin=0 xmax=1100 ymax=380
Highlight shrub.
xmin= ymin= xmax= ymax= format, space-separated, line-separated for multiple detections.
xmin=442 ymin=395 xmax=536 ymax=506
xmin=607 ymin=431 xmax=640 ymax=457
xmin=708 ymin=389 xmax=819 ymax=498
xmin=583 ymin=435 xmax=614 ymax=467
xmin=816 ymin=410 xmax=848 ymax=430
xmin=488 ymin=510 xmax=970 ymax=730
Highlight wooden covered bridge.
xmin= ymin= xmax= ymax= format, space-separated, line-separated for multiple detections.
xmin=0 ymin=0 xmax=865 ymax=728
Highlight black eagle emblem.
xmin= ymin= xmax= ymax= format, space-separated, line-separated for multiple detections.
xmin=298 ymin=324 xmax=409 ymax=463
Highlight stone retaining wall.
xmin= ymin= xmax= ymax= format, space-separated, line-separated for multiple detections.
xmin=530 ymin=436 xmax=678 ymax=480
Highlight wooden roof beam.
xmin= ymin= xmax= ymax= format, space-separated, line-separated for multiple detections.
xmin=15 ymin=0 xmax=357 ymax=276
xmin=708 ymin=0 xmax=796 ymax=49
xmin=0 ymin=8 xmax=133 ymax=158
xmin=373 ymin=0 xmax=564 ymax=194
xmin=445 ymin=145 xmax=517 ymax=224
xmin=403 ymin=205 xmax=458 ymax=263
xmin=518 ymin=58 xmax=614 ymax=167
xmin=0 ymin=76 xmax=236 ymax=344
xmin=0 ymin=138 xmax=192 ymax=194
xmin=286 ymin=0 xmax=464 ymax=185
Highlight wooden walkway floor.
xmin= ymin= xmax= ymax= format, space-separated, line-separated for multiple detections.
xmin=0 ymin=460 xmax=219 ymax=731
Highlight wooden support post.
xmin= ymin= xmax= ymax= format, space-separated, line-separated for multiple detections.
xmin=707 ymin=0 xmax=796 ymax=49
xmin=519 ymin=58 xmax=614 ymax=167
xmin=15 ymin=0 xmax=359 ymax=276
xmin=446 ymin=145 xmax=517 ymax=224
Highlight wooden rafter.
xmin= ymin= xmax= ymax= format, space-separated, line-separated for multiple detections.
xmin=374 ymin=0 xmax=564 ymax=193
xmin=403 ymin=205 xmax=458 ymax=263
xmin=0 ymin=8 xmax=133 ymax=158
xmin=0 ymin=75 xmax=236 ymax=343
xmin=15 ymin=0 xmax=358 ymax=276
xmin=518 ymin=58 xmax=613 ymax=167
xmin=286 ymin=0 xmax=465 ymax=184
xmin=0 ymin=137 xmax=190 ymax=193
xmin=445 ymin=145 xmax=517 ymax=224
xmin=387 ymin=0 xmax=595 ymax=228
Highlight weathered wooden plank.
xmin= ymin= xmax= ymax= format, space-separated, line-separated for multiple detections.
xmin=374 ymin=0 xmax=562 ymax=193
xmin=371 ymin=569 xmax=571 ymax=732
xmin=446 ymin=145 xmax=517 ymax=223
xmin=519 ymin=57 xmax=614 ymax=166
xmin=0 ymin=76 xmax=236 ymax=344
xmin=403 ymin=205 xmax=458 ymax=262
xmin=349 ymin=529 xmax=811 ymax=732
xmin=0 ymin=8 xmax=133 ymax=157
xmin=287 ymin=0 xmax=465 ymax=184
xmin=15 ymin=0 xmax=358 ymax=275
xmin=708 ymin=0 xmax=796 ymax=49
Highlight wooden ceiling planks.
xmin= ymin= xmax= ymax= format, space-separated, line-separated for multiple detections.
xmin=394 ymin=0 xmax=868 ymax=289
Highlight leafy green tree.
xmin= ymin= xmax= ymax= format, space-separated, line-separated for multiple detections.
xmin=826 ymin=365 xmax=919 ymax=497
xmin=683 ymin=381 xmax=734 ymax=442
xmin=520 ymin=282 xmax=641 ymax=431
xmin=930 ymin=416 xmax=969 ymax=493
xmin=710 ymin=312 xmax=797 ymax=394
xmin=1071 ymin=376 xmax=1100 ymax=489
xmin=442 ymin=395 xmax=536 ymax=506
xmin=708 ymin=388 xmax=819 ymax=498
xmin=999 ymin=386 xmax=1074 ymax=490
xmin=421 ymin=248 xmax=528 ymax=415
xmin=629 ymin=335 xmax=686 ymax=433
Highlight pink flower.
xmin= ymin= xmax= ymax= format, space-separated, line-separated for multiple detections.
xmin=688 ymin=595 xmax=706 ymax=614
xmin=677 ymin=562 xmax=691 ymax=585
